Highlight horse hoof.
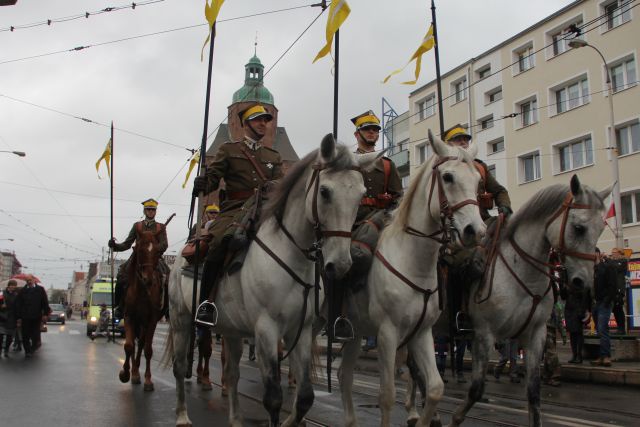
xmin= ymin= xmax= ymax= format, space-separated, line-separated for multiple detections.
xmin=144 ymin=383 xmax=154 ymax=391
xmin=119 ymin=370 xmax=130 ymax=383
xmin=132 ymin=375 xmax=142 ymax=385
xmin=201 ymin=382 xmax=213 ymax=391
xmin=407 ymin=418 xmax=418 ymax=427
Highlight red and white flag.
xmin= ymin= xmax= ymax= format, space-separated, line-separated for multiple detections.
xmin=605 ymin=202 xmax=616 ymax=221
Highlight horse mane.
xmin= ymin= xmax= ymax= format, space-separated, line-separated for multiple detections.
xmin=260 ymin=144 xmax=356 ymax=225
xmin=504 ymin=183 xmax=605 ymax=239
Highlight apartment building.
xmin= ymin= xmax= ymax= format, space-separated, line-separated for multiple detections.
xmin=408 ymin=0 xmax=639 ymax=254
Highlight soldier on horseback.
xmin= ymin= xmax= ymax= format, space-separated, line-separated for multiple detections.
xmin=192 ymin=103 xmax=283 ymax=326
xmin=108 ymin=198 xmax=169 ymax=318
xmin=333 ymin=110 xmax=403 ymax=341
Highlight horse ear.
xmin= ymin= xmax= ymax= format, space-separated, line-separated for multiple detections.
xmin=570 ymin=174 xmax=582 ymax=196
xmin=598 ymin=182 xmax=614 ymax=201
xmin=357 ymin=149 xmax=385 ymax=172
xmin=459 ymin=145 xmax=475 ymax=165
xmin=428 ymin=129 xmax=451 ymax=158
xmin=466 ymin=141 xmax=478 ymax=159
xmin=320 ymin=133 xmax=336 ymax=163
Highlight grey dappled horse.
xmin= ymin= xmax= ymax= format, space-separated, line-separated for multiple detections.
xmin=339 ymin=130 xmax=486 ymax=427
xmin=444 ymin=174 xmax=611 ymax=427
xmin=163 ymin=135 xmax=379 ymax=427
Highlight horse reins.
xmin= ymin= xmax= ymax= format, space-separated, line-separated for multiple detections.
xmin=378 ymin=155 xmax=479 ymax=349
xmin=254 ymin=163 xmax=360 ymax=360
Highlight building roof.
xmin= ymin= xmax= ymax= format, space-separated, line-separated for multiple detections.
xmin=232 ymin=54 xmax=274 ymax=105
xmin=207 ymin=124 xmax=299 ymax=162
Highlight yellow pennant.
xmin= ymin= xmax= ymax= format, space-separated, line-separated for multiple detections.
xmin=313 ymin=0 xmax=351 ymax=63
xmin=201 ymin=0 xmax=225 ymax=62
xmin=95 ymin=138 xmax=112 ymax=179
xmin=383 ymin=23 xmax=435 ymax=85
xmin=182 ymin=150 xmax=201 ymax=188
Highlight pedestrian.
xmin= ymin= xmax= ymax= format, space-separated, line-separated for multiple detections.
xmin=192 ymin=103 xmax=283 ymax=326
xmin=609 ymin=248 xmax=628 ymax=335
xmin=0 ymin=280 xmax=19 ymax=357
xmin=591 ymin=248 xmax=615 ymax=366
xmin=455 ymin=337 xmax=472 ymax=383
xmin=15 ymin=275 xmax=51 ymax=358
xmin=542 ymin=300 xmax=565 ymax=386
xmin=493 ymin=339 xmax=520 ymax=383
xmin=561 ymin=276 xmax=591 ymax=364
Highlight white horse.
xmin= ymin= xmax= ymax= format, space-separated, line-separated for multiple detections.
xmin=445 ymin=174 xmax=611 ymax=427
xmin=339 ymin=130 xmax=486 ymax=427
xmin=163 ymin=134 xmax=379 ymax=427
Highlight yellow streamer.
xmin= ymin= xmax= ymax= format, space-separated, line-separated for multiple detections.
xmin=383 ymin=24 xmax=435 ymax=85
xmin=201 ymin=0 xmax=225 ymax=62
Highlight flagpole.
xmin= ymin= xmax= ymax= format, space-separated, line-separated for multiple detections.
xmin=109 ymin=121 xmax=116 ymax=343
xmin=431 ymin=0 xmax=445 ymax=137
xmin=187 ymin=20 xmax=217 ymax=379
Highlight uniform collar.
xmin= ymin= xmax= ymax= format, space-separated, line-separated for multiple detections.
xmin=143 ymin=218 xmax=155 ymax=226
xmin=355 ymin=147 xmax=375 ymax=154
xmin=244 ymin=136 xmax=262 ymax=151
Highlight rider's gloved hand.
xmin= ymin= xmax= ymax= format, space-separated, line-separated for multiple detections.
xmin=108 ymin=238 xmax=116 ymax=249
xmin=192 ymin=176 xmax=208 ymax=196
xmin=497 ymin=206 xmax=513 ymax=217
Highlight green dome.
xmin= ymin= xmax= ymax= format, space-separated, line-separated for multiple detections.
xmin=232 ymin=55 xmax=274 ymax=105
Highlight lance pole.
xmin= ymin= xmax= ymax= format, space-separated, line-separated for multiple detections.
xmin=109 ymin=122 xmax=117 ymax=343
xmin=187 ymin=20 xmax=217 ymax=378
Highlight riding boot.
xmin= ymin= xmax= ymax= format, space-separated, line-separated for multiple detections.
xmin=195 ymin=239 xmax=229 ymax=327
xmin=575 ymin=336 xmax=583 ymax=363
xmin=113 ymin=281 xmax=125 ymax=319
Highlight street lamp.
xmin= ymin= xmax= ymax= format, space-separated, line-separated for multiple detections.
xmin=0 ymin=150 xmax=26 ymax=157
xmin=568 ymin=38 xmax=624 ymax=249
xmin=0 ymin=238 xmax=14 ymax=241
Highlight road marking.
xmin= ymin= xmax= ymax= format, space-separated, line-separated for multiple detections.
xmin=69 ymin=330 xmax=81 ymax=335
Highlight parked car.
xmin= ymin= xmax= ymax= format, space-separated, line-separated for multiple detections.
xmin=47 ymin=303 xmax=66 ymax=325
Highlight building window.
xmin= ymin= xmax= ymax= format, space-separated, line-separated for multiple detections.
xmin=401 ymin=175 xmax=410 ymax=189
xmin=514 ymin=44 xmax=534 ymax=73
xmin=616 ymin=121 xmax=640 ymax=156
xmin=488 ymin=138 xmax=504 ymax=154
xmin=477 ymin=65 xmax=491 ymax=80
xmin=550 ymin=23 xmax=583 ymax=57
xmin=520 ymin=151 xmax=541 ymax=183
xmin=417 ymin=144 xmax=432 ymax=165
xmin=621 ymin=191 xmax=640 ymax=224
xmin=554 ymin=77 xmax=589 ymax=114
xmin=479 ymin=115 xmax=494 ymax=130
xmin=487 ymin=164 xmax=496 ymax=178
xmin=417 ymin=95 xmax=436 ymax=120
xmin=603 ymin=0 xmax=631 ymax=31
xmin=487 ymin=87 xmax=503 ymax=103
xmin=610 ymin=57 xmax=637 ymax=93
xmin=517 ymin=98 xmax=538 ymax=127
xmin=451 ymin=77 xmax=467 ymax=103
xmin=557 ymin=137 xmax=593 ymax=172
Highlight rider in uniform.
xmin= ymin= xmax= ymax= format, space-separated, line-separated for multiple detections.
xmin=192 ymin=104 xmax=283 ymax=326
xmin=108 ymin=198 xmax=169 ymax=318
xmin=333 ymin=110 xmax=403 ymax=341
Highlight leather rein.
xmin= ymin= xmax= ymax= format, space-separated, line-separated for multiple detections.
xmin=253 ymin=163 xmax=360 ymax=360
xmin=376 ymin=155 xmax=479 ymax=349
xmin=476 ymin=192 xmax=597 ymax=339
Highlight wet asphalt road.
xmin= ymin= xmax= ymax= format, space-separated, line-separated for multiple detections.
xmin=1 ymin=319 xmax=639 ymax=426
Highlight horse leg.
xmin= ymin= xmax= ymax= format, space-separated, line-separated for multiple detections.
xmin=377 ymin=322 xmax=399 ymax=427
xmin=200 ymin=330 xmax=213 ymax=391
xmin=448 ymin=333 xmax=491 ymax=427
xmin=338 ymin=336 xmax=362 ymax=427
xmin=119 ymin=320 xmax=134 ymax=383
xmin=143 ymin=322 xmax=158 ymax=391
xmin=221 ymin=336 xmax=243 ymax=427
xmin=255 ymin=323 xmax=283 ymax=427
xmin=408 ymin=329 xmax=444 ymax=427
xmin=220 ymin=337 xmax=227 ymax=395
xmin=526 ymin=326 xmax=546 ymax=427
xmin=171 ymin=314 xmax=193 ymax=427
xmin=282 ymin=327 xmax=315 ymax=427
xmin=405 ymin=349 xmax=428 ymax=426
xmin=131 ymin=335 xmax=144 ymax=385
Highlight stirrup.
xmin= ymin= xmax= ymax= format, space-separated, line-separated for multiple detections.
xmin=455 ymin=311 xmax=473 ymax=333
xmin=195 ymin=301 xmax=219 ymax=328
xmin=333 ymin=316 xmax=355 ymax=342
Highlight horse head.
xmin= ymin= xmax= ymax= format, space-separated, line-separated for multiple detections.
xmin=134 ymin=231 xmax=160 ymax=286
xmin=427 ymin=129 xmax=486 ymax=247
xmin=305 ymin=134 xmax=378 ymax=280
xmin=545 ymin=174 xmax=611 ymax=291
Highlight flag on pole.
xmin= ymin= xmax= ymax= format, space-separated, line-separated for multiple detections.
xmin=313 ymin=0 xmax=351 ymax=63
xmin=201 ymin=0 xmax=225 ymax=61
xmin=383 ymin=23 xmax=435 ymax=84
xmin=95 ymin=138 xmax=112 ymax=179
xmin=182 ymin=150 xmax=201 ymax=188
xmin=605 ymin=202 xmax=616 ymax=221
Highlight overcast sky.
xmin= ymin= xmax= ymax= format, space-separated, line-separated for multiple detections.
xmin=0 ymin=0 xmax=575 ymax=289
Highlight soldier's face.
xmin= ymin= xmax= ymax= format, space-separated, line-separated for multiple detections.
xmin=247 ymin=116 xmax=269 ymax=138
xmin=357 ymin=126 xmax=380 ymax=145
xmin=448 ymin=135 xmax=470 ymax=149
xmin=144 ymin=208 xmax=157 ymax=219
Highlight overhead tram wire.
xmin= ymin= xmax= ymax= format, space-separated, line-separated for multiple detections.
xmin=0 ymin=3 xmax=318 ymax=66
xmin=384 ymin=0 xmax=639 ymax=131
xmin=0 ymin=0 xmax=165 ymax=33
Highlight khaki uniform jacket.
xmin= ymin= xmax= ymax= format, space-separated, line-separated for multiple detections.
xmin=203 ymin=140 xmax=283 ymax=212
xmin=475 ymin=159 xmax=511 ymax=221
xmin=113 ymin=219 xmax=168 ymax=254
xmin=356 ymin=149 xmax=403 ymax=222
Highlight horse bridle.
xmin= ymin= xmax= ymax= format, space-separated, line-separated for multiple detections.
xmin=545 ymin=192 xmax=598 ymax=263
xmin=253 ymin=163 xmax=360 ymax=360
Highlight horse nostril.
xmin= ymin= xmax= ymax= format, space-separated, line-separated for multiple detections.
xmin=324 ymin=262 xmax=336 ymax=282
xmin=463 ymin=224 xmax=476 ymax=237
xmin=571 ymin=277 xmax=584 ymax=289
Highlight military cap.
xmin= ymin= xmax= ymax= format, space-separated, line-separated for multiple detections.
xmin=239 ymin=104 xmax=273 ymax=123
xmin=443 ymin=124 xmax=472 ymax=143
xmin=351 ymin=110 xmax=381 ymax=130
xmin=141 ymin=198 xmax=159 ymax=209
xmin=205 ymin=204 xmax=220 ymax=213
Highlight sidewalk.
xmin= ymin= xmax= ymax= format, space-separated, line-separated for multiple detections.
xmin=316 ymin=336 xmax=640 ymax=388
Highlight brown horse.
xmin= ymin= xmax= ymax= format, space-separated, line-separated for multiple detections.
xmin=118 ymin=229 xmax=164 ymax=391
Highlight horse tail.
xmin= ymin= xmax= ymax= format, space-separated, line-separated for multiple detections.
xmin=160 ymin=321 xmax=174 ymax=369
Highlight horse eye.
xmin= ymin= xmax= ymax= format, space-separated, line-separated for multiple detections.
xmin=573 ymin=224 xmax=586 ymax=236
xmin=442 ymin=172 xmax=454 ymax=183
xmin=320 ymin=186 xmax=331 ymax=201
